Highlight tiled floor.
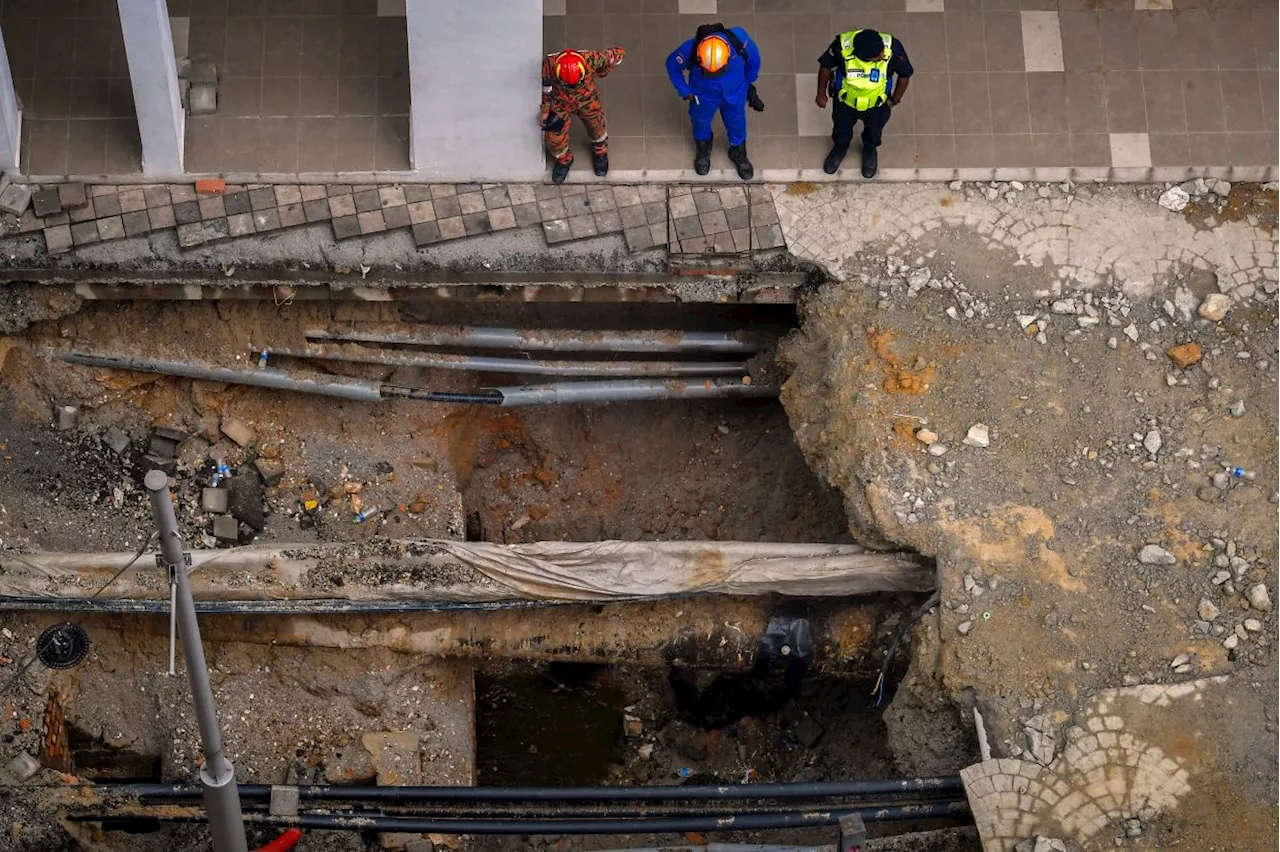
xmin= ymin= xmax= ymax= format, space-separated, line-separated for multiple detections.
xmin=180 ymin=0 xmax=411 ymax=172
xmin=2 ymin=0 xmax=1276 ymax=178
xmin=544 ymin=0 xmax=1279 ymax=173
xmin=2 ymin=0 xmax=142 ymax=175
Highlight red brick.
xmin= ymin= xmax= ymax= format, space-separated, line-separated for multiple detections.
xmin=195 ymin=178 xmax=226 ymax=195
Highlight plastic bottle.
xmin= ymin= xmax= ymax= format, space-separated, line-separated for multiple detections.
xmin=210 ymin=463 xmax=231 ymax=487
xmin=258 ymin=350 xmax=269 ymax=368
xmin=353 ymin=507 xmax=381 ymax=524
xmin=1229 ymin=467 xmax=1256 ymax=481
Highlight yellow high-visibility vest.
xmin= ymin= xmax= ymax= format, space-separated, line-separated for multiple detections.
xmin=838 ymin=30 xmax=894 ymax=111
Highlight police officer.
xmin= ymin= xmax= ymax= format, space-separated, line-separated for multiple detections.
xmin=815 ymin=28 xmax=913 ymax=179
xmin=540 ymin=47 xmax=626 ymax=184
xmin=665 ymin=23 xmax=763 ymax=181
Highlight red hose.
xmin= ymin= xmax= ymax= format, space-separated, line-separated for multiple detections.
xmin=252 ymin=828 xmax=303 ymax=852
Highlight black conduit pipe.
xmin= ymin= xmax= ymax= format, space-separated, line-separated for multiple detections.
xmin=80 ymin=802 xmax=972 ymax=835
xmin=105 ymin=777 xmax=965 ymax=803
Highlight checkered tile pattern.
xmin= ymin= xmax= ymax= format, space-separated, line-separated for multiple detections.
xmin=25 ymin=180 xmax=787 ymax=257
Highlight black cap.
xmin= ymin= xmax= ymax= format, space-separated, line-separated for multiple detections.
xmin=853 ymin=29 xmax=884 ymax=61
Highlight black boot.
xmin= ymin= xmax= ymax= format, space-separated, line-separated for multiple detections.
xmin=593 ymin=152 xmax=609 ymax=177
xmin=823 ymin=145 xmax=848 ymax=175
xmin=727 ymin=144 xmax=754 ymax=181
xmin=693 ymin=138 xmax=712 ymax=176
xmin=552 ymin=159 xmax=572 ymax=185
xmin=861 ymin=145 xmax=878 ymax=179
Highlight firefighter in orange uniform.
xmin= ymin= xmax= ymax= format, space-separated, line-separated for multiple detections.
xmin=540 ymin=47 xmax=625 ymax=184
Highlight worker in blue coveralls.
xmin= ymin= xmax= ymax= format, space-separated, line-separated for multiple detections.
xmin=665 ymin=23 xmax=763 ymax=181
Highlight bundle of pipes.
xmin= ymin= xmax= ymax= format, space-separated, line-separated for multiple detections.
xmin=76 ymin=777 xmax=972 ymax=836
xmin=57 ymin=324 xmax=776 ymax=405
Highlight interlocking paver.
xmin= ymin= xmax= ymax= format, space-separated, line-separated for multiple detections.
xmin=274 ymin=186 xmax=303 ymax=206
xmin=279 ymin=203 xmax=307 ymax=228
xmin=118 ymin=189 xmax=146 ymax=214
xmin=488 ymin=207 xmax=516 ymax=231
xmin=225 ymin=191 xmax=252 ymax=216
xmin=512 ymin=202 xmax=541 ymax=228
xmin=44 ymin=224 xmax=73 ymax=254
xmin=542 ymin=218 xmax=572 ymax=244
xmin=332 ymin=215 xmax=360 ymax=240
xmin=412 ymin=221 xmax=441 ymax=246
xmin=329 ymin=195 xmax=357 ymax=218
xmin=96 ymin=216 xmax=125 ymax=241
xmin=379 ymin=186 xmax=407 ymax=208
xmin=94 ymin=194 xmax=122 ymax=218
xmin=149 ymin=205 xmax=176 ymax=230
xmin=482 ymin=186 xmax=510 ymax=209
xmin=434 ymin=195 xmax=463 ymax=220
xmin=357 ymin=210 xmax=387 ymax=234
xmin=253 ymin=209 xmax=281 ymax=232
xmin=383 ymin=205 xmax=411 ymax=230
xmin=303 ymin=199 xmax=332 ymax=223
xmin=227 ymin=212 xmax=255 ymax=237
xmin=407 ymin=201 xmax=436 ymax=224
xmin=437 ymin=216 xmax=466 ymax=240
xmin=462 ymin=211 xmax=491 ymax=236
xmin=58 ymin=182 xmax=87 ymax=209
xmin=593 ymin=210 xmax=622 ymax=235
xmin=122 ymin=210 xmax=151 ymax=236
xmin=70 ymin=220 xmax=100 ymax=246
xmin=199 ymin=196 xmax=227 ymax=220
xmin=250 ymin=188 xmax=277 ymax=211
xmin=458 ymin=191 xmax=486 ymax=216
xmin=353 ymin=189 xmax=382 ymax=213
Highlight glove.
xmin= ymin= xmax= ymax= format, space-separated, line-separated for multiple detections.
xmin=747 ymin=83 xmax=765 ymax=112
xmin=541 ymin=113 xmax=567 ymax=133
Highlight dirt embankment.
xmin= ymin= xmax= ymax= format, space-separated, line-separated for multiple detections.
xmin=779 ymin=223 xmax=1278 ymax=846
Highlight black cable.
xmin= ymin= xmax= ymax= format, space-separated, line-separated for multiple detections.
xmin=74 ymin=801 xmax=972 ymax=835
xmin=871 ymin=591 xmax=941 ymax=707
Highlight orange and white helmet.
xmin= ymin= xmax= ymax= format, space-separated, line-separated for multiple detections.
xmin=554 ymin=50 xmax=588 ymax=87
xmin=696 ymin=35 xmax=731 ymax=73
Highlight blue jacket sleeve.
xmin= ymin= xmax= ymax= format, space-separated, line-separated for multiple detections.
xmin=742 ymin=32 xmax=761 ymax=84
xmin=665 ymin=40 xmax=695 ymax=98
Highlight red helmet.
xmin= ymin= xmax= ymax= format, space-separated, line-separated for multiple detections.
xmin=554 ymin=51 xmax=588 ymax=87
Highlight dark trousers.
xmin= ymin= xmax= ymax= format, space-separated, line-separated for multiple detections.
xmin=832 ymin=99 xmax=891 ymax=151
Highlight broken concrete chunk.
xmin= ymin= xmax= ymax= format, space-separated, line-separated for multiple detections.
xmin=254 ymin=457 xmax=284 ymax=487
xmin=212 ymin=514 xmax=239 ymax=542
xmin=5 ymin=752 xmax=40 ymax=782
xmin=963 ymin=423 xmax=990 ymax=448
xmin=0 ymin=181 xmax=31 ymax=216
xmin=1157 ymin=186 xmax=1189 ymax=211
xmin=103 ymin=426 xmax=130 ymax=456
xmin=201 ymin=487 xmax=229 ymax=514
xmin=1197 ymin=293 xmax=1231 ymax=322
xmin=148 ymin=433 xmax=179 ymax=459
xmin=143 ymin=453 xmax=177 ymax=475
xmin=220 ymin=417 xmax=254 ymax=448
xmin=1138 ymin=544 xmax=1176 ymax=566
xmin=56 ymin=405 xmax=79 ymax=431
xmin=226 ymin=474 xmax=266 ymax=531
xmin=188 ymin=82 xmax=218 ymax=115
xmin=1246 ymin=584 xmax=1272 ymax=612
xmin=152 ymin=426 xmax=188 ymax=443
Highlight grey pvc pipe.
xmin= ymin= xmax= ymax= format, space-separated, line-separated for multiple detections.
xmin=259 ymin=345 xmax=747 ymax=378
xmin=58 ymin=352 xmax=776 ymax=406
xmin=58 ymin=352 xmax=385 ymax=402
xmin=496 ymin=379 xmax=776 ymax=406
xmin=307 ymin=326 xmax=758 ymax=354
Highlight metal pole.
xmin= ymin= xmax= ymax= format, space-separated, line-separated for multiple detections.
xmin=145 ymin=470 xmax=248 ymax=852
xmin=167 ymin=576 xmax=176 ymax=677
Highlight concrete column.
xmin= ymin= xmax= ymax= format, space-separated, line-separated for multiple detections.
xmin=406 ymin=0 xmax=544 ymax=180
xmin=0 ymin=26 xmax=22 ymax=173
xmin=117 ymin=0 xmax=184 ymax=175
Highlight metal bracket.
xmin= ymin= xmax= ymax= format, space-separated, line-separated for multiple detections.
xmin=837 ymin=812 xmax=867 ymax=852
xmin=156 ymin=552 xmax=193 ymax=570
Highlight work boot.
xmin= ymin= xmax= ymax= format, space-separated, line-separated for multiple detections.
xmin=693 ymin=138 xmax=713 ymax=176
xmin=861 ymin=145 xmax=878 ymax=179
xmin=823 ymin=145 xmax=848 ymax=175
xmin=593 ymin=152 xmax=609 ymax=177
xmin=727 ymin=144 xmax=754 ymax=181
xmin=552 ymin=159 xmax=572 ymax=185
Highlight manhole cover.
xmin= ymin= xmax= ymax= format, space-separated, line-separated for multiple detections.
xmin=35 ymin=623 xmax=90 ymax=670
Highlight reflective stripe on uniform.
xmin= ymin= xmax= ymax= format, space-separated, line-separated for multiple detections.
xmin=837 ymin=30 xmax=894 ymax=111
